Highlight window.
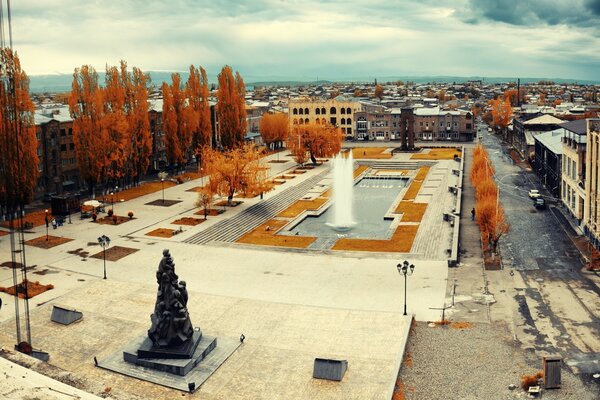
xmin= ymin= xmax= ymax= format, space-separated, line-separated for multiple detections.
xmin=330 ymin=107 xmax=337 ymax=114
xmin=299 ymin=108 xmax=304 ymax=115
xmin=60 ymin=129 xmax=66 ymax=136
xmin=37 ymin=147 xmax=42 ymax=156
xmin=60 ymin=144 xmax=67 ymax=151
xmin=346 ymin=118 xmax=351 ymax=124
xmin=36 ymin=131 xmax=41 ymax=140
xmin=70 ymin=143 xmax=75 ymax=150
xmin=293 ymin=118 xmax=298 ymax=125
xmin=304 ymin=108 xmax=309 ymax=115
xmin=293 ymin=108 xmax=298 ymax=115
xmin=341 ymin=108 xmax=346 ymax=115
xmin=69 ymin=128 xmax=73 ymax=135
xmin=316 ymin=108 xmax=320 ymax=115
xmin=330 ymin=117 xmax=337 ymax=125
xmin=304 ymin=118 xmax=309 ymax=124
xmin=466 ymin=123 xmax=471 ymax=129
xmin=346 ymin=107 xmax=351 ymax=114
xmin=341 ymin=118 xmax=346 ymax=125
xmin=321 ymin=107 xmax=326 ymax=114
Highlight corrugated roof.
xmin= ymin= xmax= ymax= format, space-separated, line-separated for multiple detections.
xmin=535 ymin=129 xmax=563 ymax=155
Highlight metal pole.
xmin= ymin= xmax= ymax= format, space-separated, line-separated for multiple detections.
xmin=403 ymin=272 xmax=408 ymax=316
xmin=103 ymin=245 xmax=107 ymax=279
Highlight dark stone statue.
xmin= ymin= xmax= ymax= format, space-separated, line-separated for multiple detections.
xmin=148 ymin=249 xmax=194 ymax=347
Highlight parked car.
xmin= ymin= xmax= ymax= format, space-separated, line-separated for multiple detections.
xmin=528 ymin=189 xmax=541 ymax=199
xmin=534 ymin=198 xmax=547 ymax=210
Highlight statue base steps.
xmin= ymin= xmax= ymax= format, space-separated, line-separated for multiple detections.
xmin=123 ymin=332 xmax=217 ymax=376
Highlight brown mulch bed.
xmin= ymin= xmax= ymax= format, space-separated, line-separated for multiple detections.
xmin=214 ymin=200 xmax=243 ymax=207
xmin=269 ymin=160 xmax=289 ymax=163
xmin=145 ymin=199 xmax=182 ymax=207
xmin=171 ymin=217 xmax=205 ymax=226
xmin=25 ymin=235 xmax=74 ymax=249
xmin=95 ymin=216 xmax=134 ymax=225
xmin=0 ymin=279 xmax=54 ymax=299
xmin=145 ymin=228 xmax=184 ymax=238
xmin=0 ymin=230 xmax=9 ymax=237
xmin=332 ymin=224 xmax=419 ymax=252
xmin=195 ymin=208 xmax=225 ymax=217
xmin=89 ymin=246 xmax=139 ymax=261
xmin=484 ymin=252 xmax=502 ymax=270
xmin=237 ymin=219 xmax=316 ymax=248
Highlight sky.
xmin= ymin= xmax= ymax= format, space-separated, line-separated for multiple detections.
xmin=4 ymin=0 xmax=600 ymax=81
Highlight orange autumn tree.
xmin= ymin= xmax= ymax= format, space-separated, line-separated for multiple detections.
xmin=374 ymin=84 xmax=384 ymax=99
xmin=287 ymin=127 xmax=309 ymax=165
xmin=186 ymin=65 xmax=212 ymax=166
xmin=0 ymin=48 xmax=39 ymax=210
xmin=288 ymin=123 xmax=343 ymax=166
xmin=259 ymin=112 xmax=289 ymax=151
xmin=470 ymin=144 xmax=510 ymax=255
xmin=217 ymin=65 xmax=247 ymax=149
xmin=162 ymin=73 xmax=195 ymax=170
xmin=103 ymin=64 xmax=129 ymax=185
xmin=202 ymin=144 xmax=271 ymax=204
xmin=488 ymin=97 xmax=512 ymax=135
xmin=123 ymin=63 xmax=152 ymax=186
xmin=69 ymin=65 xmax=107 ymax=197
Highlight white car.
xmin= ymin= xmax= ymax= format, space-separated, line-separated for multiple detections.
xmin=528 ymin=189 xmax=541 ymax=199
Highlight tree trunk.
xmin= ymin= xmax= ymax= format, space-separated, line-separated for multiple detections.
xmin=310 ymin=152 xmax=317 ymax=166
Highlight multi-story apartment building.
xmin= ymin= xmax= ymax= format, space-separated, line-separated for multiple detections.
xmin=288 ymin=96 xmax=361 ymax=138
xmin=560 ymin=120 xmax=587 ymax=224
xmin=34 ymin=105 xmax=80 ymax=198
xmin=513 ymin=114 xmax=563 ymax=160
xmin=584 ymin=119 xmax=600 ymax=246
xmin=412 ymin=107 xmax=475 ymax=142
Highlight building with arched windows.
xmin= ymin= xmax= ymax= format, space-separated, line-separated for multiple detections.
xmin=288 ymin=96 xmax=360 ymax=137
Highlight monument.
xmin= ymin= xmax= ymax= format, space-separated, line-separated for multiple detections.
xmin=123 ymin=249 xmax=216 ymax=375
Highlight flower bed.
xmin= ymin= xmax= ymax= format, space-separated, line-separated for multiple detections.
xmin=146 ymin=228 xmax=176 ymax=238
xmin=195 ymin=208 xmax=225 ymax=217
xmin=95 ymin=216 xmax=133 ymax=225
xmin=0 ymin=279 xmax=54 ymax=299
xmin=171 ymin=217 xmax=205 ymax=226
xmin=25 ymin=235 xmax=74 ymax=249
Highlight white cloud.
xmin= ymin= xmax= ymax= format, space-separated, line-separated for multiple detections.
xmin=3 ymin=0 xmax=598 ymax=81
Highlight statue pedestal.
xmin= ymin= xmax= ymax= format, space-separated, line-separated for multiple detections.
xmin=123 ymin=331 xmax=217 ymax=376
xmin=137 ymin=330 xmax=203 ymax=359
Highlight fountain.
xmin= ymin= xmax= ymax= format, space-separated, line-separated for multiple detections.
xmin=327 ymin=152 xmax=356 ymax=231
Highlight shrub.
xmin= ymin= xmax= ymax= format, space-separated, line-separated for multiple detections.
xmin=128 ymin=211 xmax=134 ymax=219
xmin=107 ymin=209 xmax=113 ymax=217
xmin=176 ymin=176 xmax=183 ymax=184
xmin=521 ymin=372 xmax=543 ymax=390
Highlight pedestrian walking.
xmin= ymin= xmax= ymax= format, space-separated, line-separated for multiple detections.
xmin=471 ymin=207 xmax=475 ymax=221
xmin=51 ymin=218 xmax=57 ymax=229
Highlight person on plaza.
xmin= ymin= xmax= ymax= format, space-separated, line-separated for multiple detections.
xmin=471 ymin=208 xmax=475 ymax=221
xmin=51 ymin=218 xmax=57 ymax=229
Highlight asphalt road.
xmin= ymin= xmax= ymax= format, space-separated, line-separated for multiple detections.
xmin=479 ymin=125 xmax=600 ymax=382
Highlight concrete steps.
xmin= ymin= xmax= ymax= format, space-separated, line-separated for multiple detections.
xmin=184 ymin=172 xmax=329 ymax=245
xmin=372 ymin=161 xmax=418 ymax=170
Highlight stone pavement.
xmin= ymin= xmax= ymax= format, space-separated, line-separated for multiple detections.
xmin=0 ymin=149 xmax=456 ymax=399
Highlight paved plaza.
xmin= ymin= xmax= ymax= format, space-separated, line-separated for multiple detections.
xmin=0 ymin=150 xmax=459 ymax=399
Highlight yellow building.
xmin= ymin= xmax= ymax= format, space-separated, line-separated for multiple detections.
xmin=288 ymin=96 xmax=361 ymax=137
xmin=584 ymin=119 xmax=600 ymax=243
xmin=561 ymin=120 xmax=586 ymax=224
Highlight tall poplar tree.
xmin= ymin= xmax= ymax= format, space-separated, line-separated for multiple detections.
xmin=162 ymin=73 xmax=194 ymax=169
xmin=217 ymin=65 xmax=246 ymax=149
xmin=0 ymin=49 xmax=38 ymax=209
xmin=69 ymin=65 xmax=107 ymax=197
xmin=186 ymin=65 xmax=212 ymax=164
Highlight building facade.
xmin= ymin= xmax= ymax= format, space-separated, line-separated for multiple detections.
xmin=584 ymin=119 xmax=600 ymax=246
xmin=533 ymin=130 xmax=562 ymax=197
xmin=412 ymin=107 xmax=475 ymax=142
xmin=288 ymin=96 xmax=360 ymax=138
xmin=560 ymin=120 xmax=587 ymax=223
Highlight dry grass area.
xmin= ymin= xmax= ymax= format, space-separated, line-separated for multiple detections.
xmin=277 ymin=197 xmax=328 ymax=218
xmin=332 ymin=224 xmax=419 ymax=252
xmin=0 ymin=279 xmax=54 ymax=299
xmin=411 ymin=148 xmax=461 ymax=160
xmin=0 ymin=209 xmax=51 ymax=229
xmin=450 ymin=321 xmax=474 ymax=329
xmin=237 ymin=219 xmax=316 ymax=248
xmin=351 ymin=147 xmax=392 ymax=159
xmin=146 ymin=228 xmax=176 ymax=238
xmin=90 ymin=246 xmax=139 ymax=261
xmin=402 ymin=166 xmax=430 ymax=201
xmin=25 ymin=235 xmax=73 ymax=249
xmin=395 ymin=201 xmax=428 ymax=223
xmin=171 ymin=217 xmax=204 ymax=226
xmin=102 ymin=181 xmax=176 ymax=203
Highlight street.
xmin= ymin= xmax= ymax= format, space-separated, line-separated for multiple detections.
xmin=480 ymin=125 xmax=600 ymax=380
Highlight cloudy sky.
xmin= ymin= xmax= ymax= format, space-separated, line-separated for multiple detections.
xmin=5 ymin=0 xmax=600 ymax=81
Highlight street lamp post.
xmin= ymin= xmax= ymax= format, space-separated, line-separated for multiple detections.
xmin=97 ymin=235 xmax=111 ymax=279
xmin=397 ymin=260 xmax=415 ymax=316
xmin=161 ymin=178 xmax=165 ymax=203
xmin=44 ymin=209 xmax=49 ymax=241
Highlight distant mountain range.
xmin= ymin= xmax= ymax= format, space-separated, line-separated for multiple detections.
xmin=27 ymin=72 xmax=599 ymax=93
